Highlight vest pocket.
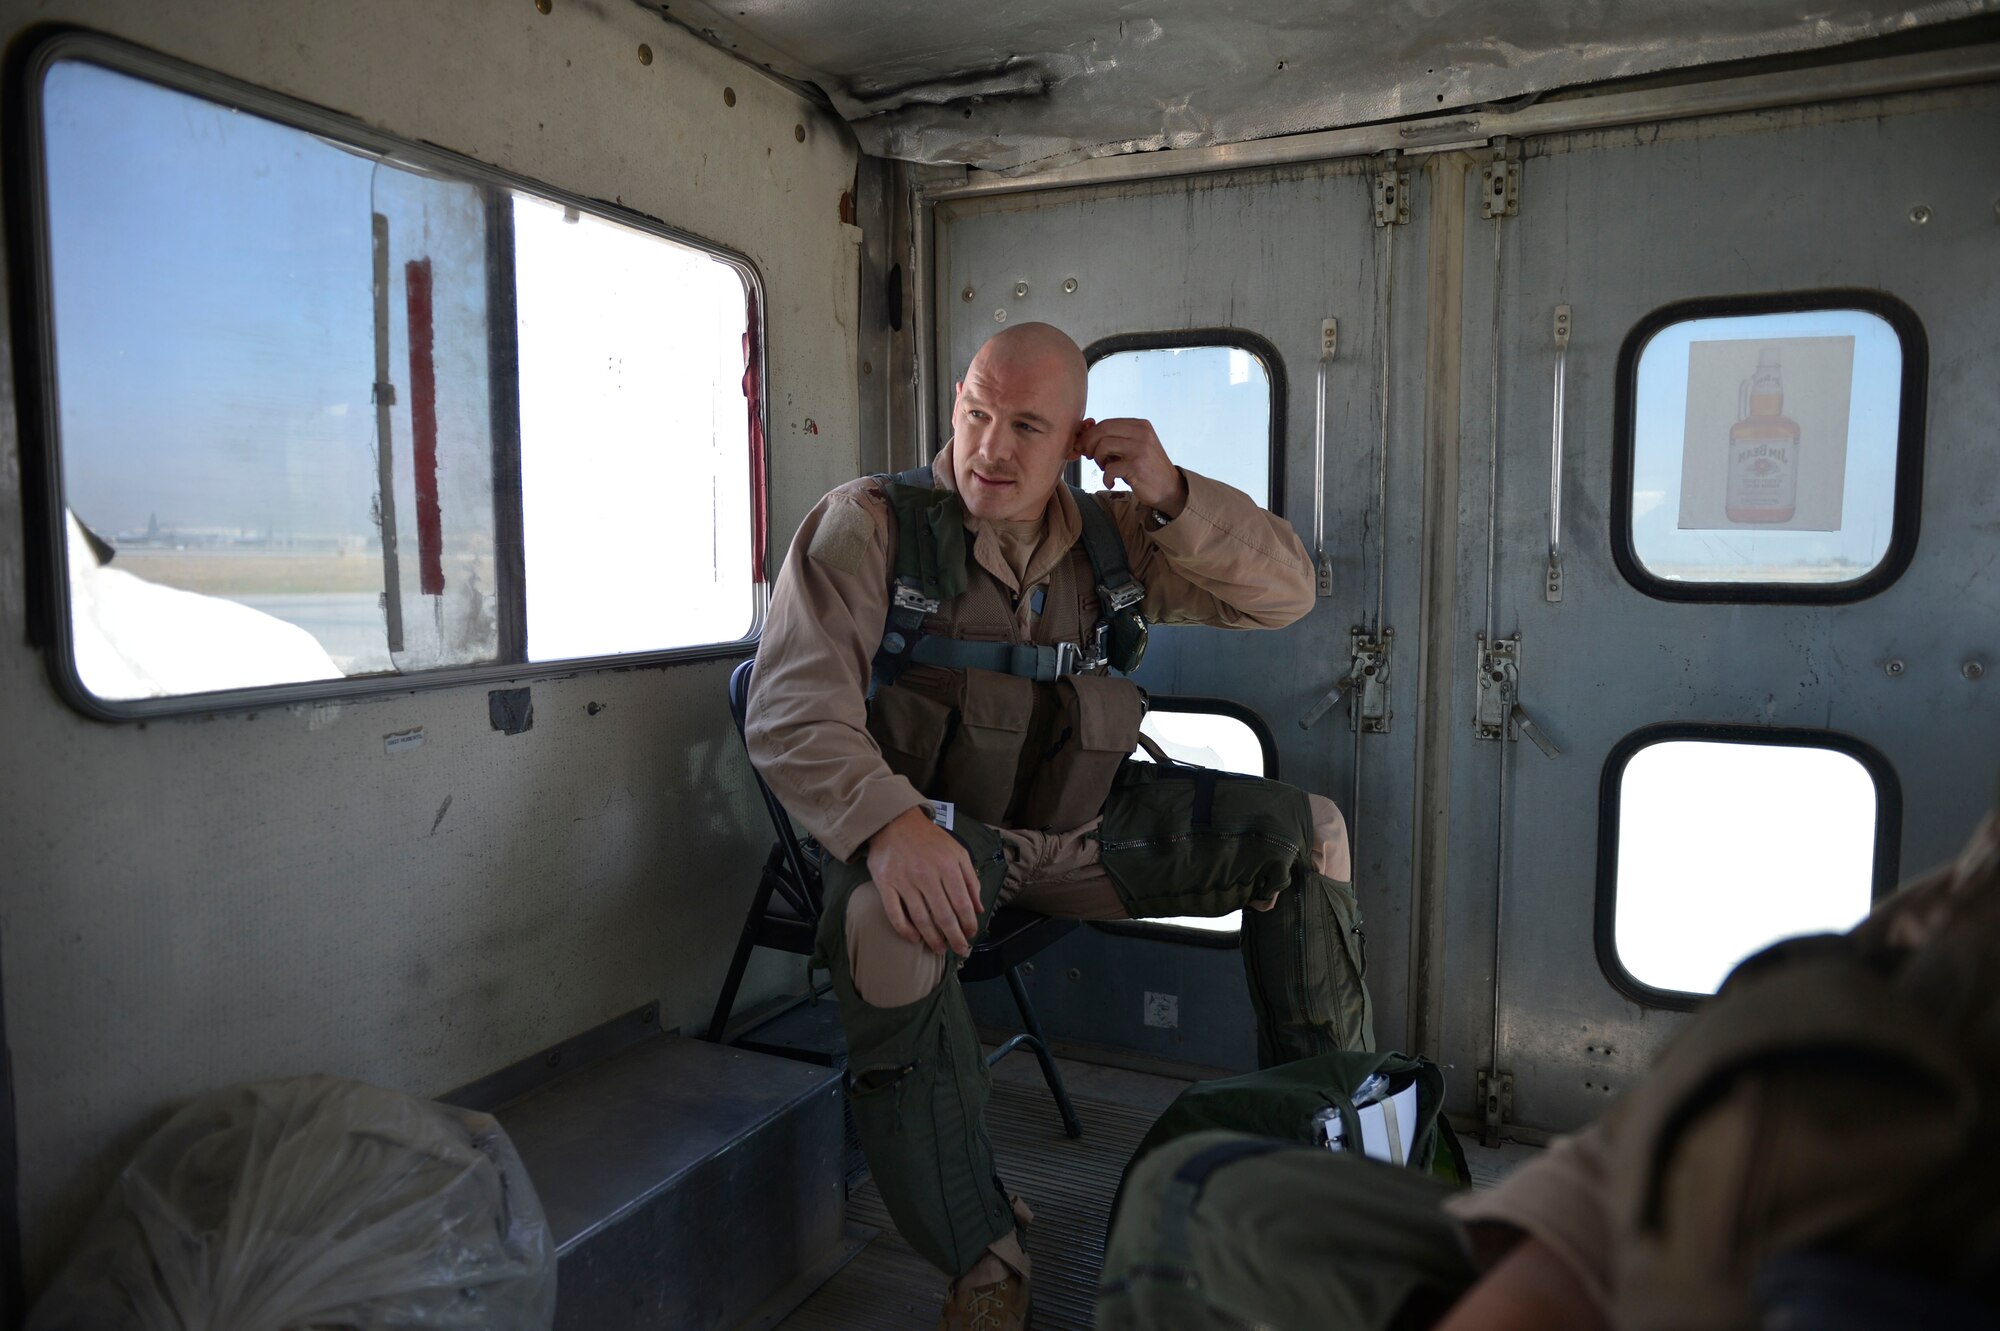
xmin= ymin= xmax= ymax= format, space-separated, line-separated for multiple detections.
xmin=866 ymin=682 xmax=952 ymax=794
xmin=934 ymin=668 xmax=1036 ymax=827
xmin=1018 ymin=674 xmax=1147 ymax=832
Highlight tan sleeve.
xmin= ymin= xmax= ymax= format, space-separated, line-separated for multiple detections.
xmin=743 ymin=482 xmax=927 ymax=864
xmin=1101 ymin=469 xmax=1316 ymax=629
xmin=1443 ymin=1117 xmax=1617 ymax=1315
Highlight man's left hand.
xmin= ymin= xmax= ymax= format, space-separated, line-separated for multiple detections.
xmin=1078 ymin=417 xmax=1188 ymax=517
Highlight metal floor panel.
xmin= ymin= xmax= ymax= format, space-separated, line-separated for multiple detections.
xmin=777 ymin=1080 xmax=1164 ymax=1331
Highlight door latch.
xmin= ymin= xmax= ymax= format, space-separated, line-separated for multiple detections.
xmin=1349 ymin=627 xmax=1392 ymax=733
xmin=1474 ymin=632 xmax=1559 ymax=758
xmin=1299 ymin=627 xmax=1393 ymax=733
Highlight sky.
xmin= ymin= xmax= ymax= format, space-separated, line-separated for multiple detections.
xmin=45 ymin=60 xmax=382 ymax=541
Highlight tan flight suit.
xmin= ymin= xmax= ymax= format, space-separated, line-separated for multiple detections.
xmin=745 ymin=442 xmax=1364 ymax=1283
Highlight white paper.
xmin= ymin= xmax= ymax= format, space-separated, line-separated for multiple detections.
xmin=1677 ymin=335 xmax=1854 ymax=532
xmin=927 ymin=800 xmax=956 ymax=832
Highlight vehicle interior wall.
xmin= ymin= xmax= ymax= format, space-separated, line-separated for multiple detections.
xmin=0 ymin=0 xmax=859 ymax=1291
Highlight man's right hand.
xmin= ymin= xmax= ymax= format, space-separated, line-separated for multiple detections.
xmin=864 ymin=806 xmax=985 ymax=957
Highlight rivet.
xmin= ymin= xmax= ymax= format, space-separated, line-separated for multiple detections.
xmin=1063 ymin=277 xmax=1079 ymax=294
xmin=1885 ymin=658 xmax=1905 ymax=677
xmin=794 ymin=124 xmax=806 ymax=143
xmin=1013 ymin=280 xmax=1029 ymax=298
xmin=994 ymin=308 xmax=1007 ymax=323
xmin=862 ymin=360 xmax=873 ymax=375
xmin=535 ymin=0 xmax=550 ymax=11
xmin=723 ymin=87 xmax=736 ymax=107
xmin=637 ymin=43 xmax=653 ymax=65
xmin=961 ymin=285 xmax=975 ymax=303
xmin=1065 ymin=967 xmax=1081 ymax=982
xmin=1965 ymin=661 xmax=1986 ymax=681
xmin=1909 ymin=203 xmax=1932 ymax=225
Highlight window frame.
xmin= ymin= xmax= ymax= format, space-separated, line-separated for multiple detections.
xmin=1593 ymin=721 xmax=1903 ymax=1012
xmin=1091 ymin=694 xmax=1282 ymax=950
xmin=5 ymin=28 xmax=771 ymax=722
xmin=1076 ymin=329 xmax=1287 ymax=514
xmin=1609 ymin=288 xmax=1927 ymax=605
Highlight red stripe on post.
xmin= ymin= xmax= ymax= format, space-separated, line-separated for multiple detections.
xmin=742 ymin=288 xmax=767 ymax=585
xmin=405 ymin=258 xmax=445 ymax=597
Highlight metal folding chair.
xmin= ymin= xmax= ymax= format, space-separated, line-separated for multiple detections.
xmin=706 ymin=657 xmax=1083 ymax=1138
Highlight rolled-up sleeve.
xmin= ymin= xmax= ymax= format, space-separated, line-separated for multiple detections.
xmin=1103 ymin=469 xmax=1316 ymax=629
xmin=743 ymin=484 xmax=927 ymax=863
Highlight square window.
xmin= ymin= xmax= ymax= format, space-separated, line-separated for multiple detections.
xmin=1600 ymin=729 xmax=1896 ymax=1002
xmin=1614 ymin=293 xmax=1924 ymax=602
xmin=21 ymin=40 xmax=764 ymax=714
xmin=1081 ymin=338 xmax=1279 ymax=508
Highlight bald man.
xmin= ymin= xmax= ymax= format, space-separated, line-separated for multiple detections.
xmin=746 ymin=323 xmax=1368 ymax=1330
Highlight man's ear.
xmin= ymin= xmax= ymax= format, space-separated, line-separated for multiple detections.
xmin=1066 ymin=417 xmax=1093 ymax=461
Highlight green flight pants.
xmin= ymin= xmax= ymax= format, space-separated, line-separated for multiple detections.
xmin=817 ymin=763 xmax=1375 ymax=1278
xmin=816 ymin=816 xmax=1018 ymax=1278
xmin=1099 ymin=760 xmax=1376 ymax=1063
xmin=1098 ymin=1132 xmax=1477 ymax=1331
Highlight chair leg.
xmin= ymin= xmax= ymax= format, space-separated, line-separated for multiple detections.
xmin=1005 ymin=965 xmax=1082 ymax=1139
xmin=705 ymin=868 xmax=779 ymax=1043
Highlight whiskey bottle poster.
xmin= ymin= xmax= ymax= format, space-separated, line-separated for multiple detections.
xmin=1677 ymin=335 xmax=1854 ymax=531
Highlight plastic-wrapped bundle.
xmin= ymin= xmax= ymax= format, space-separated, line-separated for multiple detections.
xmin=28 ymin=1075 xmax=555 ymax=1331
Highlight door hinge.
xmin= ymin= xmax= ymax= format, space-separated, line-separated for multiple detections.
xmin=1480 ymin=159 xmax=1520 ymax=219
xmin=1373 ymin=168 xmax=1412 ymax=227
xmin=1476 ymin=1068 xmax=1514 ymax=1147
xmin=1474 ymin=632 xmax=1559 ymax=757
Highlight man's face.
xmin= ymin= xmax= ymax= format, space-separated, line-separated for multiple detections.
xmin=949 ymin=352 xmax=1083 ymax=523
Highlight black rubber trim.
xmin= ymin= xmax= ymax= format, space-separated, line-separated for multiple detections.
xmin=1594 ymin=721 xmax=1903 ymax=1013
xmin=4 ymin=26 xmax=771 ymax=723
xmin=1075 ymin=328 xmax=1287 ymax=516
xmin=1609 ymin=288 xmax=1926 ymax=606
xmin=1091 ymin=693 xmax=1281 ymax=950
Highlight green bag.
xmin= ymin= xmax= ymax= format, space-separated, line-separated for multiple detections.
xmin=1112 ymin=1050 xmax=1468 ymax=1233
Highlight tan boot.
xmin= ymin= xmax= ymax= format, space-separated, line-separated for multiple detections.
xmin=937 ymin=1270 xmax=1030 ymax=1331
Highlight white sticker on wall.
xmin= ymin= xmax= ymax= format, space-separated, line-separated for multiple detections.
xmin=1677 ymin=335 xmax=1854 ymax=532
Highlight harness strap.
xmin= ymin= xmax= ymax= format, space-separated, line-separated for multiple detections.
xmin=909 ymin=636 xmax=1085 ymax=682
xmin=1068 ymin=483 xmax=1146 ymax=614
xmin=1068 ymin=483 xmax=1150 ymax=674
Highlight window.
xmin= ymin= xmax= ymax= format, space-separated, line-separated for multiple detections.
xmin=1596 ymin=726 xmax=1899 ymax=1006
xmin=1080 ymin=334 xmax=1282 ymax=509
xmin=17 ymin=37 xmax=764 ymax=716
xmin=1116 ymin=697 xmax=1279 ymax=940
xmin=1612 ymin=292 xmax=1924 ymax=602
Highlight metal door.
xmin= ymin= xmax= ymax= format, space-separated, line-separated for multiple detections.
xmin=934 ymin=159 xmax=1433 ymax=1066
xmin=1438 ymin=84 xmax=2000 ymax=1136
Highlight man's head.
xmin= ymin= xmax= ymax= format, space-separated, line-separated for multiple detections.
xmin=949 ymin=322 xmax=1088 ymax=523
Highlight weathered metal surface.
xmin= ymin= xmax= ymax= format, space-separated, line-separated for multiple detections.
xmin=642 ymin=0 xmax=1995 ymax=172
xmin=1439 ymin=86 xmax=2000 ymax=1133
xmin=498 ymin=1035 xmax=845 ymax=1328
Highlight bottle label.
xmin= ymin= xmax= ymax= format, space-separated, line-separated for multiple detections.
xmin=1726 ymin=436 xmax=1798 ymax=521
